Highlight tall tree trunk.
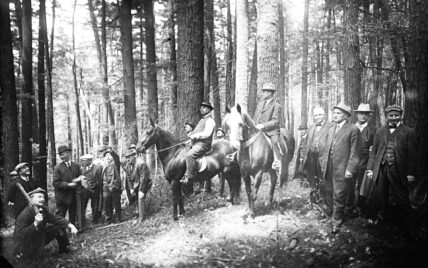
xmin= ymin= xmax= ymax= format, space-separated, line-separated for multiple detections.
xmin=46 ymin=0 xmax=56 ymax=168
xmin=342 ymin=0 xmax=362 ymax=110
xmin=300 ymin=0 xmax=310 ymax=129
xmin=278 ymin=0 xmax=286 ymax=128
xmin=0 ymin=0 xmax=20 ymax=184
xmin=323 ymin=6 xmax=332 ymax=119
xmin=38 ymin=0 xmax=47 ymax=192
xmin=144 ymin=0 xmax=159 ymax=121
xmin=72 ymin=0 xmax=84 ymax=155
xmin=235 ymin=0 xmax=249 ymax=110
xmin=248 ymin=40 xmax=257 ymax=117
xmin=225 ymin=0 xmax=234 ymax=108
xmin=21 ymin=0 xmax=33 ymax=163
xmin=120 ymin=0 xmax=138 ymax=145
xmin=176 ymin=0 xmax=204 ymax=139
xmin=166 ymin=0 xmax=177 ymax=135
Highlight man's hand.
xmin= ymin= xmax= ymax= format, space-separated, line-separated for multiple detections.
xmin=8 ymin=201 xmax=14 ymax=206
xmin=366 ymin=170 xmax=373 ymax=180
xmin=138 ymin=191 xmax=145 ymax=200
xmin=345 ymin=170 xmax=353 ymax=180
xmin=34 ymin=213 xmax=43 ymax=227
xmin=256 ymin=124 xmax=264 ymax=131
xmin=68 ymin=223 xmax=78 ymax=235
xmin=407 ymin=175 xmax=415 ymax=184
xmin=68 ymin=182 xmax=77 ymax=188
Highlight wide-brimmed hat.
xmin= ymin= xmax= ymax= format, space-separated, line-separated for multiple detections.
xmin=28 ymin=187 xmax=46 ymax=196
xmin=81 ymin=154 xmax=93 ymax=160
xmin=124 ymin=149 xmax=137 ymax=157
xmin=15 ymin=162 xmax=29 ymax=172
xmin=261 ymin=83 xmax=277 ymax=91
xmin=200 ymin=101 xmax=214 ymax=110
xmin=354 ymin=103 xmax=373 ymax=113
xmin=57 ymin=145 xmax=71 ymax=155
xmin=333 ymin=102 xmax=352 ymax=116
xmin=385 ymin=105 xmax=403 ymax=114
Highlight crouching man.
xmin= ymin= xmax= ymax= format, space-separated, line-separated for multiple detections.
xmin=13 ymin=188 xmax=78 ymax=266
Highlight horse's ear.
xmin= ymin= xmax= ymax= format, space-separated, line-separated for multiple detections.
xmin=236 ymin=104 xmax=242 ymax=114
xmin=225 ymin=106 xmax=231 ymax=113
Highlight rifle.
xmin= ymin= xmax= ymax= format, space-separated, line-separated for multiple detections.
xmin=16 ymin=182 xmax=39 ymax=214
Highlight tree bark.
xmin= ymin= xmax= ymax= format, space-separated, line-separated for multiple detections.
xmin=46 ymin=0 xmax=56 ymax=168
xmin=120 ymin=0 xmax=138 ymax=145
xmin=300 ymin=0 xmax=310 ymax=129
xmin=0 ymin=0 xmax=20 ymax=184
xmin=235 ymin=0 xmax=249 ymax=110
xmin=176 ymin=0 xmax=204 ymax=139
xmin=248 ymin=40 xmax=257 ymax=117
xmin=166 ymin=0 xmax=177 ymax=135
xmin=225 ymin=0 xmax=235 ymax=108
xmin=278 ymin=0 xmax=286 ymax=128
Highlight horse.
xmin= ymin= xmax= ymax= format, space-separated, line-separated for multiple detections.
xmin=136 ymin=118 xmax=242 ymax=220
xmin=222 ymin=104 xmax=295 ymax=218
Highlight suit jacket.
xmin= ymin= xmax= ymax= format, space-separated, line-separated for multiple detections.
xmin=320 ymin=122 xmax=361 ymax=180
xmin=358 ymin=124 xmax=376 ymax=170
xmin=253 ymin=99 xmax=281 ymax=137
xmin=81 ymin=164 xmax=103 ymax=192
xmin=302 ymin=121 xmax=334 ymax=168
xmin=13 ymin=205 xmax=69 ymax=259
xmin=6 ymin=177 xmax=37 ymax=218
xmin=53 ymin=161 xmax=81 ymax=205
xmin=366 ymin=125 xmax=417 ymax=183
xmin=125 ymin=158 xmax=152 ymax=195
xmin=102 ymin=162 xmax=122 ymax=191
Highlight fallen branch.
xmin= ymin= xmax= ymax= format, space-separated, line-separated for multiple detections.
xmin=95 ymin=221 xmax=128 ymax=231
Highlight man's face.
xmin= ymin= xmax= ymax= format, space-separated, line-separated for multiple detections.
xmin=200 ymin=106 xmax=211 ymax=116
xmin=59 ymin=151 xmax=71 ymax=162
xmin=333 ymin=108 xmax=348 ymax=123
xmin=81 ymin=159 xmax=92 ymax=166
xmin=31 ymin=193 xmax=45 ymax=206
xmin=216 ymin=130 xmax=224 ymax=138
xmin=387 ymin=111 xmax=402 ymax=127
xmin=261 ymin=90 xmax=274 ymax=100
xmin=126 ymin=154 xmax=136 ymax=163
xmin=313 ymin=108 xmax=325 ymax=125
xmin=357 ymin=112 xmax=370 ymax=124
xmin=105 ymin=153 xmax=113 ymax=163
xmin=18 ymin=165 xmax=31 ymax=177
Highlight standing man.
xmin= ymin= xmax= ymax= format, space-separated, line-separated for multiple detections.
xmin=366 ymin=105 xmax=417 ymax=239
xmin=53 ymin=145 xmax=84 ymax=227
xmin=351 ymin=103 xmax=376 ymax=215
xmin=13 ymin=188 xmax=78 ymax=266
xmin=253 ymin=83 xmax=283 ymax=170
xmin=80 ymin=154 xmax=103 ymax=225
xmin=6 ymin=163 xmax=38 ymax=219
xmin=182 ymin=101 xmax=216 ymax=184
xmin=302 ymin=107 xmax=334 ymax=203
xmin=124 ymin=149 xmax=152 ymax=223
xmin=320 ymin=102 xmax=361 ymax=233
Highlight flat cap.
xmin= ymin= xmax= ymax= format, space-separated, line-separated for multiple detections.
xmin=15 ymin=162 xmax=29 ymax=172
xmin=81 ymin=154 xmax=93 ymax=160
xmin=385 ymin=105 xmax=403 ymax=113
xmin=28 ymin=187 xmax=46 ymax=196
xmin=261 ymin=83 xmax=277 ymax=91
xmin=124 ymin=149 xmax=137 ymax=157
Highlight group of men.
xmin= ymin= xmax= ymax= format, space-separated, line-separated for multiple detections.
xmin=296 ymin=102 xmax=418 ymax=237
xmin=6 ymin=143 xmax=152 ymax=265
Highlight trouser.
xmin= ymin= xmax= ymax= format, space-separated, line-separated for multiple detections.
xmin=332 ymin=175 xmax=352 ymax=225
xmin=81 ymin=189 xmax=100 ymax=224
xmin=104 ymin=188 xmax=122 ymax=223
xmin=305 ymin=150 xmax=322 ymax=203
xmin=55 ymin=196 xmax=76 ymax=226
xmin=270 ymin=134 xmax=282 ymax=163
xmin=185 ymin=142 xmax=210 ymax=179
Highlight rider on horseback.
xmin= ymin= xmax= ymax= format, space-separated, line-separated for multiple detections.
xmin=182 ymin=101 xmax=216 ymax=184
xmin=253 ymin=83 xmax=284 ymax=170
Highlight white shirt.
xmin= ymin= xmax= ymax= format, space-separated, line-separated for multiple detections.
xmin=191 ymin=113 xmax=216 ymax=140
xmin=335 ymin=120 xmax=346 ymax=133
xmin=356 ymin=122 xmax=368 ymax=132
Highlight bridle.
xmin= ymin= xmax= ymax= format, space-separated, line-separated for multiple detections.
xmin=138 ymin=125 xmax=190 ymax=155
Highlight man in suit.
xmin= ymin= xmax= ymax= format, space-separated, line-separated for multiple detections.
xmin=6 ymin=163 xmax=38 ymax=219
xmin=13 ymin=188 xmax=78 ymax=266
xmin=80 ymin=154 xmax=103 ymax=225
xmin=351 ymin=103 xmax=377 ymax=215
xmin=53 ymin=145 xmax=84 ymax=227
xmin=182 ymin=101 xmax=216 ymax=184
xmin=320 ymin=102 xmax=361 ymax=233
xmin=253 ymin=83 xmax=284 ymax=170
xmin=366 ymin=105 xmax=417 ymax=239
xmin=302 ymin=106 xmax=334 ymax=203
xmin=123 ymin=149 xmax=152 ymax=223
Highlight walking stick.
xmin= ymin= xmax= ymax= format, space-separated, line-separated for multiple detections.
xmin=16 ymin=182 xmax=39 ymax=214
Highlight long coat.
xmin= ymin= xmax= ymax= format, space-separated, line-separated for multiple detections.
xmin=302 ymin=121 xmax=334 ymax=169
xmin=320 ymin=122 xmax=361 ymax=180
xmin=366 ymin=125 xmax=417 ymax=184
xmin=253 ymin=99 xmax=281 ymax=137
xmin=53 ymin=161 xmax=81 ymax=206
xmin=6 ymin=177 xmax=37 ymax=218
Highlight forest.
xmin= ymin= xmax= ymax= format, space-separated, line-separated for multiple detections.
xmin=1 ymin=0 xmax=428 ymax=267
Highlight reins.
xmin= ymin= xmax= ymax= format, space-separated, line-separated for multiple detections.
xmin=143 ymin=139 xmax=190 ymax=155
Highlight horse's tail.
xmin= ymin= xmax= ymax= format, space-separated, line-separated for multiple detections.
xmin=281 ymin=128 xmax=295 ymax=162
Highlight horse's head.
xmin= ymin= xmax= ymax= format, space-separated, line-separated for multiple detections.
xmin=136 ymin=117 xmax=159 ymax=153
xmin=222 ymin=104 xmax=248 ymax=150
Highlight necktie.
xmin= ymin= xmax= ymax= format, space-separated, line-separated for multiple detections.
xmin=334 ymin=124 xmax=340 ymax=134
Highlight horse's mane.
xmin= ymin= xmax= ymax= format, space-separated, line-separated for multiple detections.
xmin=156 ymin=125 xmax=180 ymax=145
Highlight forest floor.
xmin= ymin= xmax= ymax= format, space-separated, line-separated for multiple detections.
xmin=1 ymin=176 xmax=427 ymax=268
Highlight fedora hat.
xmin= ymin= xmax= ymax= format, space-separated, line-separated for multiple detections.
xmin=385 ymin=104 xmax=403 ymax=114
xmin=28 ymin=187 xmax=46 ymax=196
xmin=333 ymin=102 xmax=352 ymax=116
xmin=354 ymin=103 xmax=373 ymax=113
xmin=15 ymin=162 xmax=29 ymax=172
xmin=261 ymin=83 xmax=277 ymax=91
xmin=57 ymin=145 xmax=71 ymax=155
xmin=81 ymin=154 xmax=93 ymax=160
xmin=201 ymin=101 xmax=214 ymax=110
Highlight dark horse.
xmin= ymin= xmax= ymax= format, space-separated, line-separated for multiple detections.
xmin=223 ymin=104 xmax=295 ymax=218
xmin=136 ymin=118 xmax=241 ymax=220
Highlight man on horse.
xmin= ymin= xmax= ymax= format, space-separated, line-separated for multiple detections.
xmin=253 ymin=83 xmax=284 ymax=170
xmin=182 ymin=101 xmax=216 ymax=184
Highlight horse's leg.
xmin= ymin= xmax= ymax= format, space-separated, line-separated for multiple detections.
xmin=243 ymin=174 xmax=254 ymax=218
xmin=268 ymin=169 xmax=278 ymax=205
xmin=171 ymin=180 xmax=180 ymax=221
xmin=253 ymin=170 xmax=264 ymax=203
xmin=219 ymin=173 xmax=225 ymax=197
xmin=277 ymin=158 xmax=289 ymax=202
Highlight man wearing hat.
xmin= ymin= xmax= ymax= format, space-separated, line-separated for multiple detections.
xmin=253 ymin=82 xmax=284 ymax=170
xmin=6 ymin=163 xmax=38 ymax=219
xmin=80 ymin=154 xmax=103 ymax=225
xmin=184 ymin=122 xmax=195 ymax=136
xmin=351 ymin=103 xmax=377 ymax=215
xmin=182 ymin=101 xmax=216 ymax=187
xmin=366 ymin=105 xmax=417 ymax=239
xmin=216 ymin=127 xmax=225 ymax=140
xmin=301 ymin=106 xmax=334 ymax=203
xmin=320 ymin=102 xmax=361 ymax=233
xmin=53 ymin=145 xmax=84 ymax=227
xmin=13 ymin=188 xmax=78 ymax=265
xmin=123 ymin=149 xmax=152 ymax=223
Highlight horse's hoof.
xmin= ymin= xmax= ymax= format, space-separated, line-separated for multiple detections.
xmin=173 ymin=216 xmax=179 ymax=221
xmin=178 ymin=214 xmax=185 ymax=219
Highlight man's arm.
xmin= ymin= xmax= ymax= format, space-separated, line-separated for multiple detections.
xmin=53 ymin=166 xmax=72 ymax=189
xmin=258 ymin=103 xmax=280 ymax=132
xmin=407 ymin=127 xmax=417 ymax=181
xmin=346 ymin=127 xmax=362 ymax=177
xmin=190 ymin=118 xmax=216 ymax=140
xmin=6 ymin=181 xmax=17 ymax=204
